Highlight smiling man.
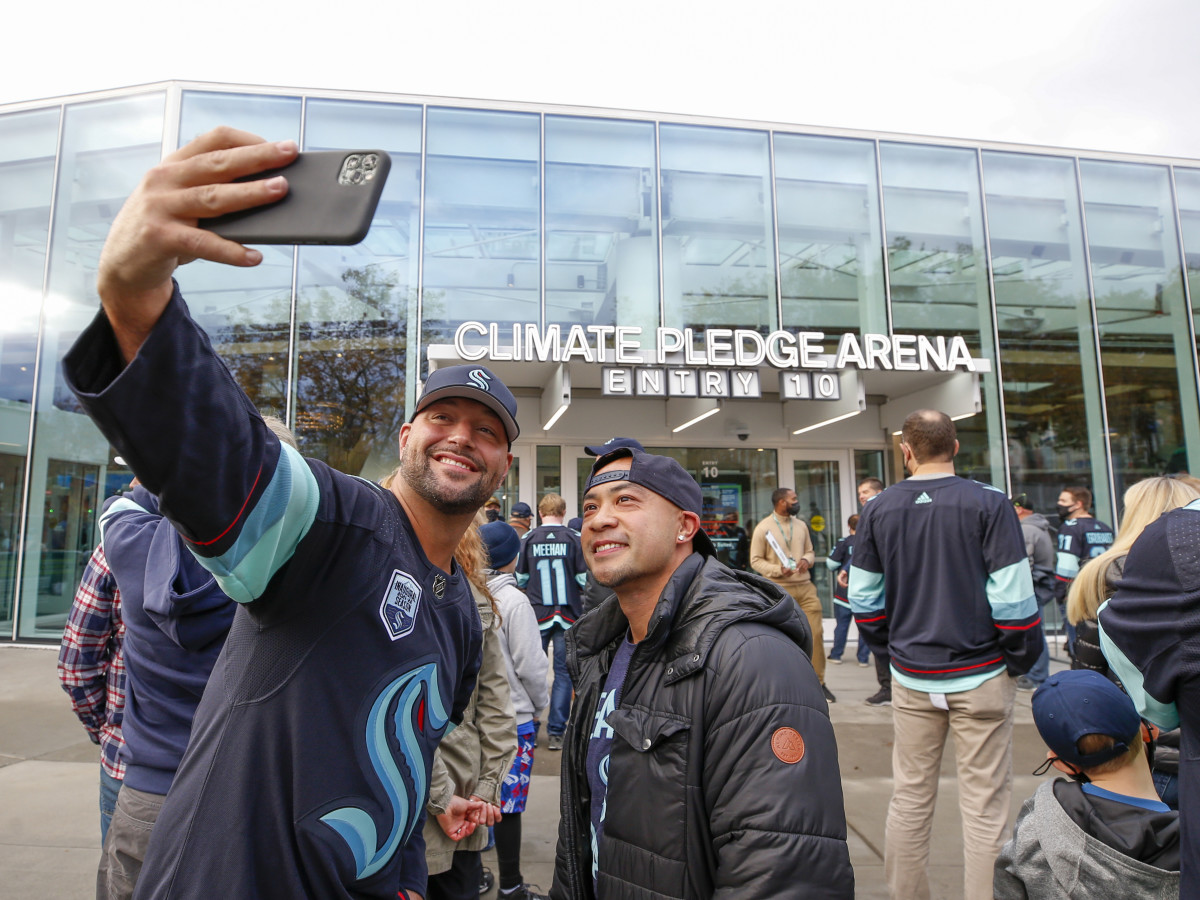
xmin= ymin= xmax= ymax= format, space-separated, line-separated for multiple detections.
xmin=550 ymin=448 xmax=853 ymax=899
xmin=62 ymin=128 xmax=516 ymax=900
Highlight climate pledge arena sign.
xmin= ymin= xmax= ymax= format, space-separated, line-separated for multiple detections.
xmin=453 ymin=323 xmax=983 ymax=402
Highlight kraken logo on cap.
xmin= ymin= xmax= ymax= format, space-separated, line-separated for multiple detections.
xmin=468 ymin=369 xmax=491 ymax=392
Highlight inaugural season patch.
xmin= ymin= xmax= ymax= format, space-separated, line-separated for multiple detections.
xmin=379 ymin=570 xmax=422 ymax=641
xmin=771 ymin=727 xmax=805 ymax=764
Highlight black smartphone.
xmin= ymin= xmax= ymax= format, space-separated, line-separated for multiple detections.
xmin=200 ymin=150 xmax=392 ymax=245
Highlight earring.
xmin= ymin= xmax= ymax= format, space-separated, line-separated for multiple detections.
xmin=677 ymin=535 xmax=685 ymax=542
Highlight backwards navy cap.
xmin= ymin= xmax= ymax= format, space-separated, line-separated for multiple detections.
xmin=584 ymin=437 xmax=645 ymax=457
xmin=412 ymin=365 xmax=519 ymax=443
xmin=585 ymin=447 xmax=715 ymax=556
xmin=1032 ymin=670 xmax=1143 ymax=769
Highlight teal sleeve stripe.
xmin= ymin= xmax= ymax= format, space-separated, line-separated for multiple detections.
xmin=831 ymin=597 xmax=851 ymax=610
xmin=987 ymin=560 xmax=1037 ymax=620
xmin=848 ymin=568 xmax=885 ymax=614
xmin=189 ymin=443 xmax=320 ymax=604
xmin=1098 ymin=602 xmax=1181 ymax=730
xmin=824 ymin=557 xmax=841 ymax=571
xmin=1055 ymin=550 xmax=1079 ymax=579
xmin=97 ymin=497 xmax=152 ymax=546
xmin=574 ymin=573 xmax=588 ymax=587
xmin=515 ymin=573 xmax=529 ymax=588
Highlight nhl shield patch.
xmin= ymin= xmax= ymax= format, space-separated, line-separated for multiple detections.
xmin=379 ymin=570 xmax=422 ymax=641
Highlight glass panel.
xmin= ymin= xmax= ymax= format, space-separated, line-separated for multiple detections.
xmin=659 ymin=125 xmax=777 ymax=337
xmin=792 ymin=460 xmax=842 ymax=615
xmin=177 ymin=92 xmax=302 ymax=423
xmin=535 ymin=444 xmax=561 ymax=511
xmin=854 ymin=449 xmax=887 ymax=489
xmin=645 ymin=447 xmax=777 ymax=572
xmin=496 ymin=458 xmax=519 ymax=519
xmin=20 ymin=93 xmax=165 ymax=640
xmin=178 ymin=91 xmax=302 ymax=143
xmin=0 ymin=106 xmax=59 ymax=632
xmin=1173 ymin=167 xmax=1200 ymax=416
xmin=294 ymin=100 xmax=422 ymax=479
xmin=982 ymin=151 xmax=1112 ymax=520
xmin=422 ymin=108 xmax=540 ymax=362
xmin=545 ymin=116 xmax=658 ymax=332
xmin=774 ymin=133 xmax=887 ymax=334
xmin=881 ymin=142 xmax=1004 ymax=485
xmin=1080 ymin=159 xmax=1200 ymax=496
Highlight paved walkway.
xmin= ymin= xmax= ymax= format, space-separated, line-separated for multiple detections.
xmin=0 ymin=634 xmax=1067 ymax=898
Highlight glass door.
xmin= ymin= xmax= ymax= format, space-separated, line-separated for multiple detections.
xmin=782 ymin=450 xmax=854 ymax=615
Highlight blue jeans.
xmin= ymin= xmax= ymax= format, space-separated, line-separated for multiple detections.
xmin=542 ymin=625 xmax=573 ymax=737
xmin=830 ymin=603 xmax=870 ymax=664
xmin=1152 ymin=769 xmax=1179 ymax=810
xmin=99 ymin=768 xmax=122 ymax=846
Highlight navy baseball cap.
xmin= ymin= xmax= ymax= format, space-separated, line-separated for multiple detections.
xmin=510 ymin=502 xmax=533 ymax=519
xmin=1032 ymin=670 xmax=1142 ymax=769
xmin=585 ymin=448 xmax=715 ymax=555
xmin=412 ymin=365 xmax=519 ymax=443
xmin=585 ymin=437 xmax=645 ymax=457
xmin=479 ymin=521 xmax=521 ymax=569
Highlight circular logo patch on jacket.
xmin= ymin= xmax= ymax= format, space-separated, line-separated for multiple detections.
xmin=771 ymin=727 xmax=805 ymax=764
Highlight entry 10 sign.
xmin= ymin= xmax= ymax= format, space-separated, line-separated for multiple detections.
xmin=602 ymin=367 xmax=762 ymax=398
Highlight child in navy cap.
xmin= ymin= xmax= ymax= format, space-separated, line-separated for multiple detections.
xmin=994 ymin=670 xmax=1180 ymax=898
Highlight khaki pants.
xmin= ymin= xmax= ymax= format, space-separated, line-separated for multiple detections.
xmin=783 ymin=580 xmax=825 ymax=685
xmin=97 ymin=784 xmax=164 ymax=900
xmin=885 ymin=674 xmax=1015 ymax=900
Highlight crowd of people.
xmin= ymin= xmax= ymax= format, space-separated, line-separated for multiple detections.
xmin=52 ymin=127 xmax=1200 ymax=900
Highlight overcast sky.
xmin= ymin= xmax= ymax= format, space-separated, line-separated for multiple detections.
xmin=6 ymin=0 xmax=1198 ymax=159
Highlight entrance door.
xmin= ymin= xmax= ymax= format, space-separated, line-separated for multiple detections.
xmin=781 ymin=450 xmax=855 ymax=615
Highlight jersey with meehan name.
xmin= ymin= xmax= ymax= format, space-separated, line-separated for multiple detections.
xmin=516 ymin=523 xmax=587 ymax=630
xmin=63 ymin=287 xmax=481 ymax=900
xmin=848 ymin=475 xmax=1042 ymax=692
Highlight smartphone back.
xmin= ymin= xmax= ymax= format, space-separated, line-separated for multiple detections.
xmin=201 ymin=150 xmax=392 ymax=245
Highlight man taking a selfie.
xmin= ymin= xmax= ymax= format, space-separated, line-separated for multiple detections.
xmin=63 ymin=128 xmax=513 ymax=900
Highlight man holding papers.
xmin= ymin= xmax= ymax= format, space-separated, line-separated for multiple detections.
xmin=751 ymin=487 xmax=833 ymax=702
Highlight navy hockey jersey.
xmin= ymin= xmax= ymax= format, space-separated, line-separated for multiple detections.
xmin=515 ymin=523 xmax=587 ymax=629
xmin=1055 ymin=516 xmax=1115 ymax=602
xmin=848 ymin=475 xmax=1042 ymax=691
xmin=64 ymin=288 xmax=482 ymax=899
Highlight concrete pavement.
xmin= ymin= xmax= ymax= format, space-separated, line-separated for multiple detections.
xmin=0 ymin=634 xmax=1067 ymax=898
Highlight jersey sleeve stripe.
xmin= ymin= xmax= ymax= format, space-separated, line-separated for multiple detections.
xmin=188 ymin=443 xmax=320 ymax=604
xmin=986 ymin=559 xmax=1038 ymax=621
xmin=1098 ymin=600 xmax=1181 ymax=730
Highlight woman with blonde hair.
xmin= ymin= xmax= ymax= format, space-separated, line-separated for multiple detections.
xmin=1067 ymin=474 xmax=1200 ymax=808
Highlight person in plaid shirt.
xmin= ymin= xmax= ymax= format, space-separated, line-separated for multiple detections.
xmin=57 ymin=543 xmax=125 ymax=845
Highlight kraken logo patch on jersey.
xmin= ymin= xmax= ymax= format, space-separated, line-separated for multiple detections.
xmin=379 ymin=570 xmax=421 ymax=640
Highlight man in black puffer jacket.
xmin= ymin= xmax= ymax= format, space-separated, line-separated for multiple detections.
xmin=550 ymin=448 xmax=853 ymax=899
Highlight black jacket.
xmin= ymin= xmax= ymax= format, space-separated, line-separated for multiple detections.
xmin=551 ymin=553 xmax=854 ymax=899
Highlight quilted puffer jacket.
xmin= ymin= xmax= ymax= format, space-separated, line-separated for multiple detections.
xmin=550 ymin=553 xmax=854 ymax=899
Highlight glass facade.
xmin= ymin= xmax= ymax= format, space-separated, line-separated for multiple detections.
xmin=3 ymin=80 xmax=1200 ymax=641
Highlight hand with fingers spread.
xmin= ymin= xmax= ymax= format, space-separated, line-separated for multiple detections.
xmin=96 ymin=126 xmax=299 ymax=363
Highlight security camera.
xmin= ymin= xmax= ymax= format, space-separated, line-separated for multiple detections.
xmin=735 ymin=427 xmax=750 ymax=442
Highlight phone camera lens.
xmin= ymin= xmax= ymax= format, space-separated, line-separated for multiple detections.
xmin=345 ymin=154 xmax=362 ymax=169
xmin=361 ymin=154 xmax=377 ymax=171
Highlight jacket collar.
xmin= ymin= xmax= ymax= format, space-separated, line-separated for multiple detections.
xmin=570 ymin=554 xmax=810 ymax=684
